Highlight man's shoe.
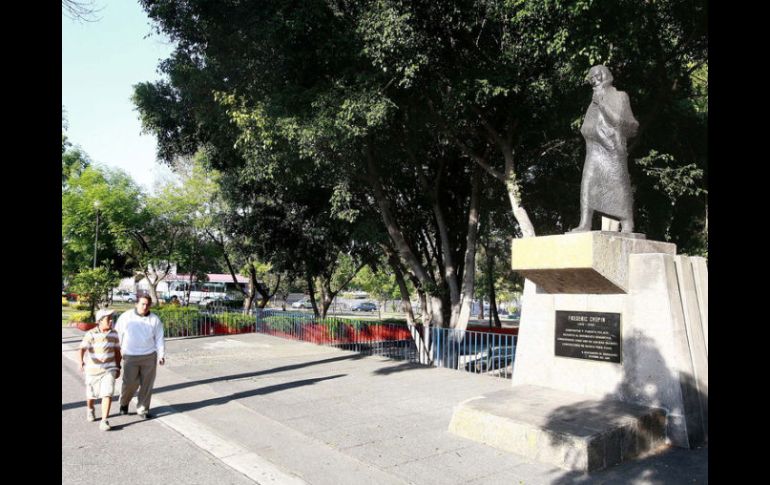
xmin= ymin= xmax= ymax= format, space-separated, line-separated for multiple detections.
xmin=99 ymin=420 xmax=111 ymax=431
xmin=86 ymin=409 xmax=96 ymax=422
xmin=139 ymin=412 xmax=153 ymax=420
xmin=119 ymin=405 xmax=129 ymax=415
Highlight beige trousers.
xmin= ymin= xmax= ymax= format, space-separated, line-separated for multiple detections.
xmin=119 ymin=352 xmax=157 ymax=413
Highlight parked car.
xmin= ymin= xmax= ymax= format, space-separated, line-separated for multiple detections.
xmin=351 ymin=301 xmax=377 ymax=312
xmin=291 ymin=299 xmax=313 ymax=309
xmin=201 ymin=295 xmax=243 ymax=309
xmin=111 ymin=290 xmax=135 ymax=303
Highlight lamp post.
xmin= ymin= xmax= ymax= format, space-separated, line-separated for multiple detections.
xmin=93 ymin=200 xmax=100 ymax=270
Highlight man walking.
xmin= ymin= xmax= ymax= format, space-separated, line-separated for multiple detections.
xmin=115 ymin=295 xmax=165 ymax=419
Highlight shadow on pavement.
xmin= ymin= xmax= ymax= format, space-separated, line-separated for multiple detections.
xmin=153 ymin=354 xmax=363 ymax=395
xmin=371 ymin=361 xmax=429 ymax=376
xmin=156 ymin=374 xmax=346 ymax=414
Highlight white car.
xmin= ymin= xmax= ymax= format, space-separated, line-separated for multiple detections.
xmin=111 ymin=290 xmax=135 ymax=303
xmin=291 ymin=299 xmax=313 ymax=309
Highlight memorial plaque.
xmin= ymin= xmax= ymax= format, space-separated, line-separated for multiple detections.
xmin=555 ymin=311 xmax=621 ymax=363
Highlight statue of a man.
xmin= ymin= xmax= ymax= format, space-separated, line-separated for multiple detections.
xmin=570 ymin=65 xmax=639 ymax=233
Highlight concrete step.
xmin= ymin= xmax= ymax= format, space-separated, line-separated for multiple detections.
xmin=448 ymin=384 xmax=667 ymax=472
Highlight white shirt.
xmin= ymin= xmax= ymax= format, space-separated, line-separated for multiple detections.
xmin=115 ymin=310 xmax=165 ymax=359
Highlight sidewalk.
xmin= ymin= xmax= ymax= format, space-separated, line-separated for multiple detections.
xmin=62 ymin=327 xmax=707 ymax=484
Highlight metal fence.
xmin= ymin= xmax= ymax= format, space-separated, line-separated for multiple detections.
xmin=104 ymin=306 xmax=517 ymax=379
xmin=254 ymin=309 xmax=517 ymax=379
xmin=431 ymin=327 xmax=517 ymax=379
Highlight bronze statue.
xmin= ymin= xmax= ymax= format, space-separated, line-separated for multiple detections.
xmin=570 ymin=65 xmax=639 ymax=233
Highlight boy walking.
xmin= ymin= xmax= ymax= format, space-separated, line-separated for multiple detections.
xmin=78 ymin=308 xmax=121 ymax=431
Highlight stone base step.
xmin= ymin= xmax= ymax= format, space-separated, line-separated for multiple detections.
xmin=448 ymin=384 xmax=667 ymax=472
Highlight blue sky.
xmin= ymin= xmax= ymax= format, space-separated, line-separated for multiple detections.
xmin=62 ymin=1 xmax=176 ymax=192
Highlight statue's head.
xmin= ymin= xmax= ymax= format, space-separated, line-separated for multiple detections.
xmin=585 ymin=65 xmax=614 ymax=89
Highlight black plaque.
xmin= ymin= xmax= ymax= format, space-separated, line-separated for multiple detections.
xmin=555 ymin=311 xmax=621 ymax=363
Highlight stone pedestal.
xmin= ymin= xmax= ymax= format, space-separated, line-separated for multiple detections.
xmin=449 ymin=232 xmax=708 ymax=471
xmin=448 ymin=385 xmax=667 ymax=471
xmin=509 ymin=231 xmax=675 ymax=293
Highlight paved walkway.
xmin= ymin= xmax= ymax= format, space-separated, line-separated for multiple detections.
xmin=62 ymin=328 xmax=707 ymax=484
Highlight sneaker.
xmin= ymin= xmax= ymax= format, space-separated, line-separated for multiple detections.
xmin=139 ymin=412 xmax=153 ymax=420
xmin=99 ymin=420 xmax=111 ymax=431
xmin=119 ymin=405 xmax=129 ymax=415
xmin=86 ymin=409 xmax=96 ymax=422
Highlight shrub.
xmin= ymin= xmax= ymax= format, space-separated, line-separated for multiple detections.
xmin=262 ymin=314 xmax=301 ymax=333
xmin=69 ymin=311 xmax=92 ymax=323
xmin=381 ymin=318 xmax=408 ymax=325
xmin=62 ymin=297 xmax=69 ymax=307
xmin=218 ymin=311 xmax=255 ymax=330
xmin=155 ymin=306 xmax=203 ymax=333
xmin=75 ymin=303 xmax=90 ymax=311
xmin=70 ymin=267 xmax=120 ymax=320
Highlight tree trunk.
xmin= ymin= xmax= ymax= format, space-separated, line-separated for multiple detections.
xmin=149 ymin=281 xmax=160 ymax=307
xmin=387 ymin=250 xmax=431 ymax=364
xmin=244 ymin=264 xmax=258 ymax=314
xmin=319 ymin=279 xmax=333 ymax=319
xmin=455 ymin=166 xmax=481 ymax=332
xmin=479 ymin=296 xmax=484 ymax=320
xmin=431 ymin=193 xmax=461 ymax=325
xmin=487 ymin=248 xmax=501 ymax=328
xmin=214 ymin=231 xmax=251 ymax=310
xmin=364 ymin=143 xmax=438 ymax=297
xmin=503 ymin=151 xmax=536 ymax=238
xmin=489 ymin=285 xmax=501 ymax=328
xmin=306 ymin=271 xmax=319 ymax=318
xmin=255 ymin=274 xmax=280 ymax=311
xmin=438 ymin=167 xmax=481 ymax=369
xmin=445 ymin=110 xmax=537 ymax=239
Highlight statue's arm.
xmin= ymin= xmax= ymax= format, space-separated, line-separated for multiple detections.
xmin=620 ymin=92 xmax=639 ymax=138
xmin=593 ymin=92 xmax=623 ymax=126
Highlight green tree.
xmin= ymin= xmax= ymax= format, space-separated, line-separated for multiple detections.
xmin=62 ymin=112 xmax=91 ymax=188
xmin=133 ymin=0 xmax=707 ymax=333
xmin=62 ymin=165 xmax=146 ymax=280
xmin=70 ymin=266 xmax=120 ymax=322
xmin=352 ymin=261 xmax=402 ymax=317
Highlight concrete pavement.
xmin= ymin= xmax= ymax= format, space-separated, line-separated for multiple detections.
xmin=62 ymin=327 xmax=707 ymax=484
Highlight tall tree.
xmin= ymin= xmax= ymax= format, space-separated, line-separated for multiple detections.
xmin=133 ymin=0 xmax=708 ymax=339
xmin=62 ymin=166 xmax=146 ymax=279
xmin=62 ymin=112 xmax=91 ymax=188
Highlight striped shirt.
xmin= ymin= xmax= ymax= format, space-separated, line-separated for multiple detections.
xmin=79 ymin=328 xmax=121 ymax=376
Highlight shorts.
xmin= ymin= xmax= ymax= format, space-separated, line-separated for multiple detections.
xmin=85 ymin=371 xmax=117 ymax=400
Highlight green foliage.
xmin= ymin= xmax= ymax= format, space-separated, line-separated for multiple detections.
xmin=155 ymin=306 xmax=203 ymax=334
xmin=134 ymin=0 xmax=708 ymax=316
xmin=62 ymin=139 xmax=90 ymax=188
xmin=69 ymin=311 xmax=92 ymax=324
xmin=635 ymin=149 xmax=706 ymax=255
xmin=69 ymin=267 xmax=120 ymax=322
xmin=351 ymin=263 xmax=400 ymax=302
xmin=62 ymin=111 xmax=91 ymax=188
xmin=61 ymin=165 xmax=147 ymax=278
xmin=688 ymin=61 xmax=708 ymax=115
xmin=261 ymin=314 xmax=298 ymax=333
xmin=217 ymin=312 xmax=255 ymax=329
xmin=637 ymin=150 xmax=706 ymax=201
